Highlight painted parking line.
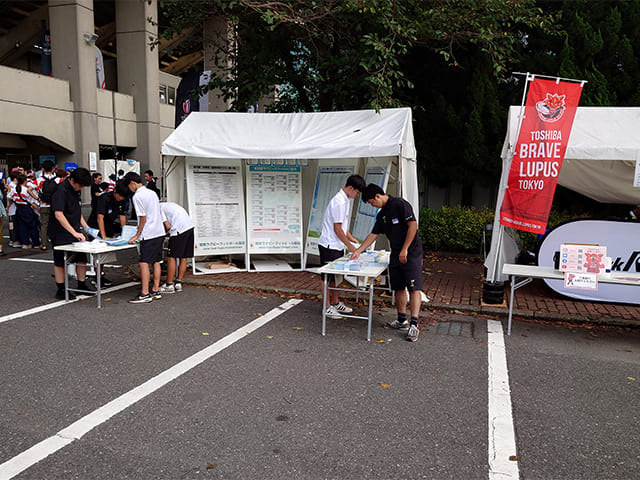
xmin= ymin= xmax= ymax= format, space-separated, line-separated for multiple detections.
xmin=0 ymin=298 xmax=303 ymax=479
xmin=487 ymin=319 xmax=519 ymax=479
xmin=0 ymin=282 xmax=139 ymax=325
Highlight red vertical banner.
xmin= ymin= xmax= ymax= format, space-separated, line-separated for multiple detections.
xmin=500 ymin=78 xmax=583 ymax=234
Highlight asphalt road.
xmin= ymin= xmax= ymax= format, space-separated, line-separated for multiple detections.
xmin=0 ymin=253 xmax=638 ymax=479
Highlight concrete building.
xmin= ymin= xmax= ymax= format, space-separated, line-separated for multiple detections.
xmin=0 ymin=0 xmax=180 ymax=191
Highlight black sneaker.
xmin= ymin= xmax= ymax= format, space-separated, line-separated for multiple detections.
xmin=150 ymin=290 xmax=162 ymax=300
xmin=129 ymin=293 xmax=152 ymax=304
xmin=55 ymin=290 xmax=76 ymax=301
xmin=91 ymin=276 xmax=113 ymax=288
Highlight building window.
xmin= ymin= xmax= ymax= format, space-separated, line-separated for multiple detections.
xmin=168 ymin=86 xmax=176 ymax=105
xmin=159 ymin=84 xmax=167 ymax=104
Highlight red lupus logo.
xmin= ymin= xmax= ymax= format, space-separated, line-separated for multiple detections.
xmin=535 ymin=93 xmax=566 ymax=123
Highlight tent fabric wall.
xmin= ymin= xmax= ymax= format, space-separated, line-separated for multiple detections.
xmin=486 ymin=106 xmax=640 ymax=281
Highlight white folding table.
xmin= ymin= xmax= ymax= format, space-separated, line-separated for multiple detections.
xmin=503 ymin=263 xmax=640 ymax=335
xmin=318 ymin=255 xmax=389 ymax=341
xmin=54 ymin=242 xmax=138 ymax=308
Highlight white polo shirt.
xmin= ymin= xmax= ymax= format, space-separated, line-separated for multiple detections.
xmin=318 ymin=188 xmax=351 ymax=250
xmin=132 ymin=185 xmax=165 ymax=240
xmin=160 ymin=202 xmax=195 ymax=236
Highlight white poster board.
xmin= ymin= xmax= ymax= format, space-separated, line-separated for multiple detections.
xmin=352 ymin=160 xmax=392 ymax=242
xmin=305 ymin=162 xmax=358 ymax=257
xmin=246 ymin=161 xmax=303 ymax=255
xmin=185 ymin=158 xmax=247 ymax=256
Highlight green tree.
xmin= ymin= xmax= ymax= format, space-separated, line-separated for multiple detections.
xmin=156 ymin=0 xmax=555 ymax=112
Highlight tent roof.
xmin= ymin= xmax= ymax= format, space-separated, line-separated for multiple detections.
xmin=161 ymin=108 xmax=416 ymax=160
xmin=502 ymin=106 xmax=640 ymax=161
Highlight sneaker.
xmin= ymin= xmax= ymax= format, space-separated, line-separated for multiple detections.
xmin=21 ymin=245 xmax=29 ymax=249
xmin=91 ymin=276 xmax=113 ymax=288
xmin=325 ymin=305 xmax=344 ymax=319
xmin=55 ymin=290 xmax=76 ymax=301
xmin=159 ymin=283 xmax=175 ymax=294
xmin=333 ymin=302 xmax=353 ymax=313
xmin=129 ymin=293 xmax=153 ymax=304
xmin=151 ymin=290 xmax=162 ymax=300
xmin=174 ymin=281 xmax=183 ymax=292
xmin=406 ymin=324 xmax=420 ymax=342
xmin=386 ymin=319 xmax=410 ymax=330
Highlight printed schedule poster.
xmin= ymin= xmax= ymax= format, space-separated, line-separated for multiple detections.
xmin=306 ymin=164 xmax=357 ymax=256
xmin=246 ymin=163 xmax=303 ymax=253
xmin=352 ymin=161 xmax=391 ymax=242
xmin=186 ymin=158 xmax=247 ymax=255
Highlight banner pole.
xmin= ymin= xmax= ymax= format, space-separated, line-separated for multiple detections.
xmin=491 ymin=73 xmax=533 ymax=282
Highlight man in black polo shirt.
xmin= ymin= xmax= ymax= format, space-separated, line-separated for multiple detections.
xmin=88 ymin=181 xmax=129 ymax=239
xmin=350 ymin=184 xmax=424 ymax=342
xmin=49 ymin=167 xmax=93 ymax=300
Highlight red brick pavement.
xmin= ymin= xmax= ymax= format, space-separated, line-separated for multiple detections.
xmin=183 ymin=252 xmax=640 ymax=328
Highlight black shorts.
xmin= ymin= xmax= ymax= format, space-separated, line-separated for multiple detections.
xmin=168 ymin=228 xmax=194 ymax=259
xmin=389 ymin=255 xmax=424 ymax=291
xmin=53 ymin=249 xmax=87 ymax=268
xmin=319 ymin=244 xmax=344 ymax=283
xmin=139 ymin=236 xmax=164 ymax=264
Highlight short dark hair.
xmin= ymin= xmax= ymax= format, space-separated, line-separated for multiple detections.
xmin=117 ymin=169 xmax=124 ymax=175
xmin=70 ymin=167 xmax=92 ymax=186
xmin=115 ymin=181 xmax=131 ymax=198
xmin=92 ymin=172 xmax=102 ymax=180
xmin=122 ymin=171 xmax=142 ymax=185
xmin=144 ymin=169 xmax=154 ymax=177
xmin=362 ymin=184 xmax=385 ymax=202
xmin=42 ymin=160 xmax=55 ymax=172
xmin=345 ymin=174 xmax=366 ymax=192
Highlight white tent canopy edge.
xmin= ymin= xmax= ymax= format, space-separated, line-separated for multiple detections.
xmin=486 ymin=106 xmax=640 ymax=282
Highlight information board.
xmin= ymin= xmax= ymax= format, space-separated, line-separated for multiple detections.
xmin=305 ymin=163 xmax=358 ymax=256
xmin=352 ymin=161 xmax=391 ymax=242
xmin=246 ymin=162 xmax=303 ymax=254
xmin=185 ymin=158 xmax=247 ymax=256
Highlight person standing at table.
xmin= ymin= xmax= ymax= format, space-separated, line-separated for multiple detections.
xmin=49 ymin=167 xmax=93 ymax=300
xmin=351 ymin=184 xmax=424 ymax=342
xmin=318 ymin=174 xmax=366 ymax=319
xmin=158 ymin=201 xmax=195 ymax=294
xmin=123 ymin=172 xmax=166 ymax=304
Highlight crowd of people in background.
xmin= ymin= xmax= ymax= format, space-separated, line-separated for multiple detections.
xmin=0 ymin=164 xmax=162 ymax=254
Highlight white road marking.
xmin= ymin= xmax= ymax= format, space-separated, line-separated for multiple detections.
xmin=0 ymin=282 xmax=139 ymax=325
xmin=487 ymin=319 xmax=519 ymax=479
xmin=0 ymin=298 xmax=303 ymax=479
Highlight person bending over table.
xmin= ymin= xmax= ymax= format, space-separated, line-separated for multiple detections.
xmin=158 ymin=201 xmax=195 ymax=294
xmin=49 ymin=167 xmax=93 ymax=300
xmin=351 ymin=184 xmax=424 ymax=342
xmin=123 ymin=172 xmax=166 ymax=304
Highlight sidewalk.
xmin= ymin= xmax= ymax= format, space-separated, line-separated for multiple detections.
xmin=180 ymin=252 xmax=640 ymax=329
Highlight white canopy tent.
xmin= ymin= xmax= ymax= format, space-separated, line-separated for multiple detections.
xmin=486 ymin=106 xmax=640 ymax=281
xmin=161 ymin=108 xmax=419 ymax=267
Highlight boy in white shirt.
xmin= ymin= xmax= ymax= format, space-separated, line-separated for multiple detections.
xmin=318 ymin=174 xmax=366 ymax=318
xmin=158 ymin=202 xmax=195 ymax=293
xmin=123 ymin=172 xmax=166 ymax=303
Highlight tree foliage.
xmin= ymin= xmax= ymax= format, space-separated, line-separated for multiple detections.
xmin=156 ymin=0 xmax=555 ymax=112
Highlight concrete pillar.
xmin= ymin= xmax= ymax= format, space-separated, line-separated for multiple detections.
xmin=203 ymin=16 xmax=234 ymax=112
xmin=49 ymin=0 xmax=99 ymax=168
xmin=115 ymin=0 xmax=160 ymax=175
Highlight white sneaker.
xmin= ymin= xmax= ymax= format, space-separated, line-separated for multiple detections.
xmin=174 ymin=281 xmax=183 ymax=292
xmin=406 ymin=324 xmax=420 ymax=342
xmin=325 ymin=305 xmax=343 ymax=319
xmin=333 ymin=301 xmax=353 ymax=313
xmin=159 ymin=283 xmax=175 ymax=294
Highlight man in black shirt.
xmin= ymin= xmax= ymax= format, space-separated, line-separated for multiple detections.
xmin=144 ymin=169 xmax=161 ymax=198
xmin=88 ymin=181 xmax=129 ymax=239
xmin=49 ymin=167 xmax=93 ymax=300
xmin=351 ymin=184 xmax=424 ymax=342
